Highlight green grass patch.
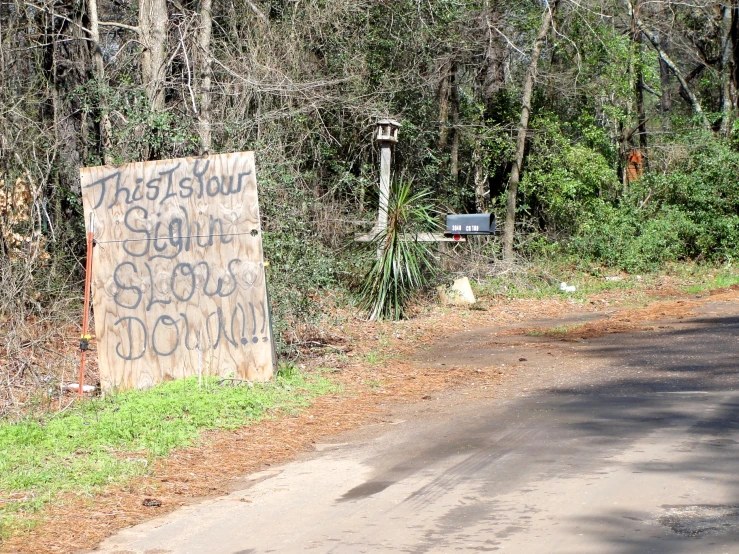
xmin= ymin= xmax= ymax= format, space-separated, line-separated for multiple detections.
xmin=364 ymin=350 xmax=382 ymax=365
xmin=683 ymin=270 xmax=739 ymax=294
xmin=473 ymin=269 xmax=642 ymax=302
xmin=0 ymin=369 xmax=335 ymax=538
xmin=363 ymin=379 xmax=383 ymax=390
xmin=473 ymin=261 xmax=739 ymax=304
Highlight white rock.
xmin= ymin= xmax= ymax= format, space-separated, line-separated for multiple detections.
xmin=65 ymin=383 xmax=96 ymax=393
xmin=438 ymin=277 xmax=476 ymax=305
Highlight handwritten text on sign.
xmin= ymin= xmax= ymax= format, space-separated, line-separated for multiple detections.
xmin=81 ymin=152 xmax=274 ymax=391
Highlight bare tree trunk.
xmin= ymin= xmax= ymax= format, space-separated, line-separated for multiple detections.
xmin=139 ymin=0 xmax=167 ymax=111
xmin=623 ymin=9 xmax=636 ymax=191
xmin=633 ymin=6 xmax=647 ymax=166
xmin=450 ymin=61 xmax=460 ymax=185
xmin=502 ymin=0 xmax=558 ymax=262
xmin=438 ymin=60 xmax=450 ymax=150
xmin=733 ymin=5 xmax=739 ymax=99
xmin=720 ymin=1 xmax=736 ymax=137
xmin=197 ymin=0 xmax=213 ymax=154
xmin=635 ymin=57 xmax=647 ymax=154
xmin=658 ymin=12 xmax=671 ymax=118
xmin=659 ymin=56 xmax=671 ymax=112
xmin=619 ymin=121 xmax=629 ymax=190
xmin=629 ymin=1 xmax=711 ymax=131
xmin=86 ymin=0 xmax=112 ymax=164
xmin=618 ymin=120 xmax=640 ymax=193
xmin=50 ymin=4 xmax=85 ymax=193
xmin=474 ymin=159 xmax=488 ymax=213
xmin=659 ymin=40 xmax=672 ymax=133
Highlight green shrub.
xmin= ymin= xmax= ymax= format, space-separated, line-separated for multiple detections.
xmin=520 ymin=114 xmax=620 ymax=235
xmin=571 ymin=200 xmax=694 ymax=272
xmin=258 ymin=168 xmax=345 ymax=356
xmin=563 ymin=136 xmax=739 ymax=270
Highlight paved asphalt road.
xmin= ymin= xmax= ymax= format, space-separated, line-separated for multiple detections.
xmin=93 ymin=300 xmax=739 ymax=554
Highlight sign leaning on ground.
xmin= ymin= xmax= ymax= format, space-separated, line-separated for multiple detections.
xmin=80 ymin=152 xmax=275 ymax=391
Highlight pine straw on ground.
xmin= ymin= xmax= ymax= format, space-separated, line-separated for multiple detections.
xmin=511 ymin=285 xmax=739 ymax=340
xmin=2 ymin=281 xmax=738 ymax=554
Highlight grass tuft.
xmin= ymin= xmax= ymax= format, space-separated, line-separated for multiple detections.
xmin=684 ymin=273 xmax=739 ymax=294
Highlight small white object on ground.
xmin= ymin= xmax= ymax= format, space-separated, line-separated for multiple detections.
xmin=560 ymin=282 xmax=576 ymax=293
xmin=438 ymin=277 xmax=476 ymax=305
xmin=605 ymin=276 xmax=623 ymax=281
xmin=65 ymin=383 xmax=96 ymax=393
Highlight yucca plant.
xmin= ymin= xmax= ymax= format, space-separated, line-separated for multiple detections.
xmin=358 ymin=180 xmax=440 ymax=320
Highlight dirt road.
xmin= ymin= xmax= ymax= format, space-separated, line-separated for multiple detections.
xmin=92 ymin=299 xmax=739 ymax=553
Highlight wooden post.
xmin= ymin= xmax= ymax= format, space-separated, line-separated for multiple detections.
xmin=375 ymin=119 xmax=401 ymax=257
xmin=377 ymin=145 xmax=391 ymax=231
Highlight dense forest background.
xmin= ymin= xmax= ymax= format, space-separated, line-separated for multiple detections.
xmin=3 ymin=0 xmax=739 ymax=354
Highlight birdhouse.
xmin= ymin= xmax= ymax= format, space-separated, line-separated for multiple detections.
xmin=376 ymin=119 xmax=401 ymax=143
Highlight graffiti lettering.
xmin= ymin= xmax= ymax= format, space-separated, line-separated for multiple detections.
xmin=113 ymin=316 xmax=147 ymax=360
xmin=84 ymin=171 xmax=121 ymax=209
xmin=112 ymin=258 xmax=247 ymax=310
xmin=108 ymin=256 xmax=266 ymax=359
xmin=86 ymin=160 xmax=253 ymax=210
xmin=120 ymin=205 xmax=238 ymax=260
xmin=81 ymin=152 xmax=271 ymax=379
xmin=112 ymin=262 xmax=142 ymax=310
xmin=151 ymin=315 xmax=180 ymax=356
xmin=111 ymin=303 xmax=267 ymax=360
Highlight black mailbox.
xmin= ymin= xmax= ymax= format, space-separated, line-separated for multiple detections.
xmin=446 ymin=214 xmax=496 ymax=235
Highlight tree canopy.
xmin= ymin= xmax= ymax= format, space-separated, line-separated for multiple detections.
xmin=3 ymin=0 xmax=739 ymax=318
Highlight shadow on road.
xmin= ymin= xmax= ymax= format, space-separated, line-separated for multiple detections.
xmin=533 ymin=314 xmax=739 ymax=552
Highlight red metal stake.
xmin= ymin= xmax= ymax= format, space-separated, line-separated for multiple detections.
xmin=78 ymin=223 xmax=94 ymax=398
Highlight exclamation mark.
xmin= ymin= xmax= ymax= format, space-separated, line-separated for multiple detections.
xmin=249 ymin=302 xmax=258 ymax=343
xmin=260 ymin=300 xmax=269 ymax=342
xmin=240 ymin=304 xmax=249 ymax=345
xmin=232 ymin=303 xmax=248 ymax=346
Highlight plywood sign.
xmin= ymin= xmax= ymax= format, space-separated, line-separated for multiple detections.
xmin=80 ymin=152 xmax=274 ymax=391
